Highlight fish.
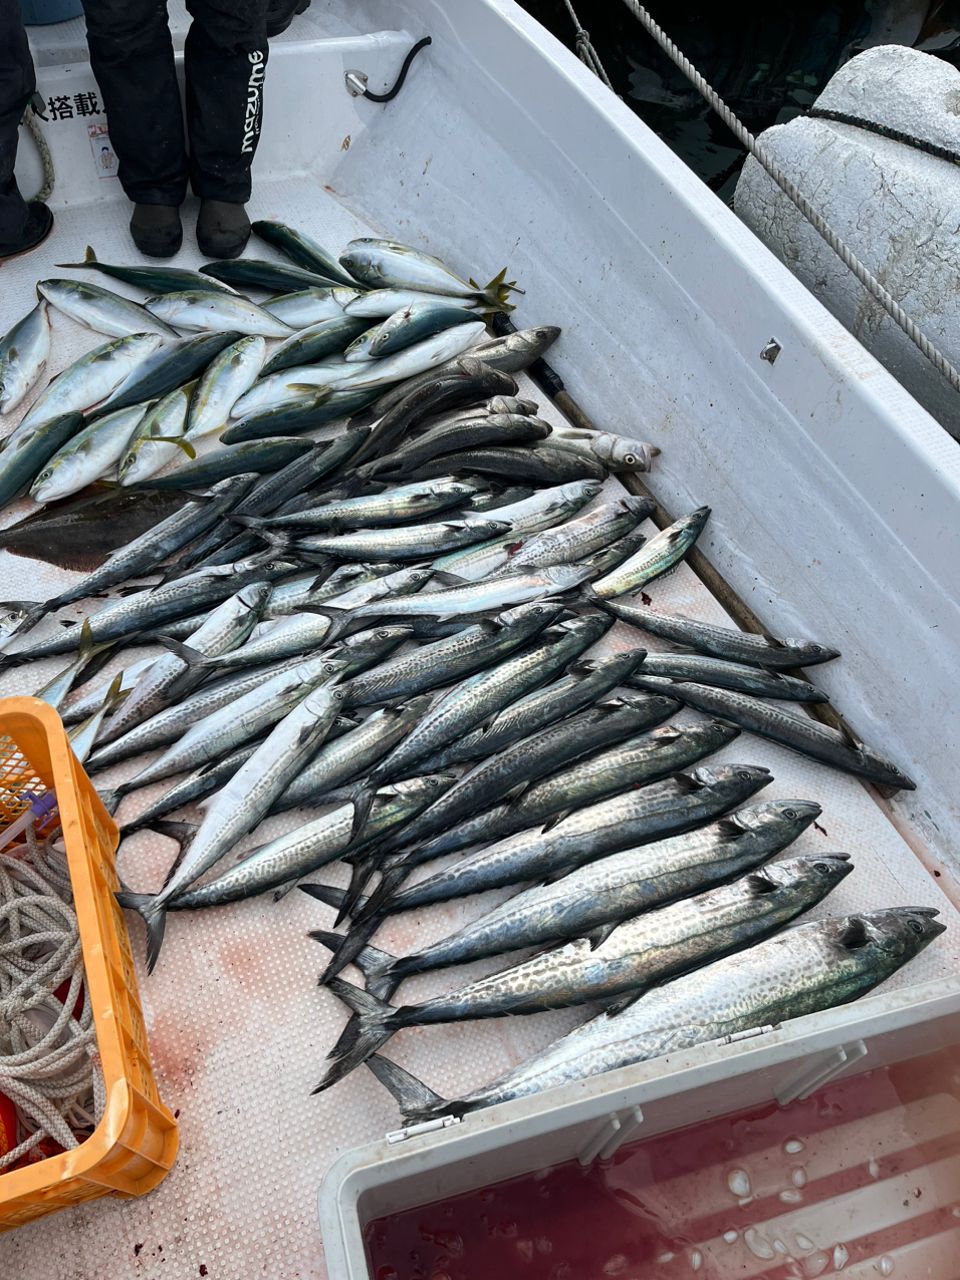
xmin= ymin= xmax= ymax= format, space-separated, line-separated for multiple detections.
xmin=0 ymin=412 xmax=83 ymax=508
xmin=30 ymin=403 xmax=149 ymax=503
xmin=181 ymin=431 xmax=371 ymax=568
xmin=343 ymin=618 xmax=604 ymax=837
xmin=369 ymin=301 xmax=479 ymax=358
xmin=262 ymin=287 xmax=363 ymax=327
xmin=1 ymin=556 xmax=289 ymax=667
xmin=200 ymin=257 xmax=350 ymax=293
xmin=369 ymin=683 xmax=656 ymax=859
xmin=251 ymin=220 xmax=361 ymax=286
xmin=1 ymin=473 xmax=256 ymax=633
xmin=85 ymin=652 xmax=316 ymax=769
xmin=630 ymin=653 xmax=827 ymax=701
xmin=158 ymin=775 xmax=455 ymax=913
xmin=344 ymin=287 xmax=483 ymax=319
xmin=37 ymin=278 xmax=177 ymax=338
xmin=578 ymin=528 xmax=649 ymax=580
xmin=346 ymin=764 xmax=773 ymax=926
xmin=334 ymin=323 xmax=489 ymax=392
xmin=67 ymin=674 xmax=129 ymax=764
xmin=589 ymin=507 xmax=711 ymax=597
xmin=136 ymin=436 xmax=315 ymax=491
xmin=259 ymin=562 xmax=384 ymax=620
xmin=60 ymin=652 xmax=160 ymax=725
xmin=186 ymin=335 xmax=266 ymax=438
xmin=90 ymin=332 xmax=242 ymax=418
xmin=113 ymin=741 xmax=261 ymax=832
xmin=96 ymin=581 xmax=271 ymax=742
xmin=342 ymin=602 xmax=563 ymax=707
xmin=594 ymin=597 xmax=840 ymax=668
xmin=275 ymin=697 xmax=434 ymax=812
xmin=245 ymin=477 xmax=482 ymax=532
xmin=306 ymin=799 xmax=822 ymax=996
xmin=56 ymin=245 xmax=239 ymax=294
xmin=349 ymin=357 xmax=519 ymax=467
xmin=350 ymin=327 xmax=560 ymax=427
xmin=316 ymin=855 xmax=852 ymax=1087
xmin=487 ymin=496 xmax=654 ymax=574
xmin=289 ymin=516 xmax=510 ymax=563
xmin=627 ymin=674 xmax=917 ymax=790
xmin=501 ymin=719 xmax=741 ymax=832
xmin=335 ymin=564 xmax=591 ymax=623
xmin=342 ymin=323 xmax=384 ymax=362
xmin=261 ymin=315 xmax=370 ymax=376
xmin=367 ymin=908 xmax=945 ymax=1120
xmin=339 ymin=238 xmax=519 ymax=308
xmin=119 ymin=676 xmax=348 ymax=969
xmin=117 ymin=382 xmax=195 ymax=485
xmin=222 ymin=387 xmax=381 ymax=442
xmin=144 ymin=291 xmax=294 ymax=338
xmin=229 ymin=362 xmax=365 ymax=417
xmin=10 ymin=333 xmax=165 ymax=438
xmin=405 ymin=444 xmax=607 ymax=484
xmin=361 ymin=412 xmax=552 ymax=479
xmin=34 ymin=619 xmax=114 ymax=712
xmin=549 ymin=427 xmax=658 ymax=473
xmin=0 ymin=301 xmax=50 ymax=414
xmin=186 ymin=565 xmax=430 ymax=671
xmin=106 ymin=650 xmax=344 ymax=799
xmin=412 ymin=718 xmax=740 ymax=863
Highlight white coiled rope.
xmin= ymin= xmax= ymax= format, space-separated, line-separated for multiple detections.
xmin=0 ymin=822 xmax=103 ymax=1170
xmin=564 ymin=0 xmax=960 ymax=402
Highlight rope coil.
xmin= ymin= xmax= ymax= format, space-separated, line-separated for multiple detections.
xmin=0 ymin=820 xmax=103 ymax=1170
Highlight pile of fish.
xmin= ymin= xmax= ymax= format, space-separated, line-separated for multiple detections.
xmin=0 ymin=223 xmax=938 ymax=1124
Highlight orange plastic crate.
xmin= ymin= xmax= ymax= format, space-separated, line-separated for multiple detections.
xmin=0 ymin=697 xmax=178 ymax=1231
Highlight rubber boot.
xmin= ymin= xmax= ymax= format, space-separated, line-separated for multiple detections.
xmin=130 ymin=203 xmax=183 ymax=258
xmin=197 ymin=199 xmax=251 ymax=259
xmin=0 ymin=200 xmax=53 ymax=261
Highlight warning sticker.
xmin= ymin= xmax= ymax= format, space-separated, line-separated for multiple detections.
xmin=87 ymin=122 xmax=118 ymax=179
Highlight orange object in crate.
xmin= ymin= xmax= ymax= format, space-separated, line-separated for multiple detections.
xmin=0 ymin=697 xmax=178 ymax=1232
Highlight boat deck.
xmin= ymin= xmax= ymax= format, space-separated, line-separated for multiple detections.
xmin=0 ymin=21 xmax=957 ymax=1280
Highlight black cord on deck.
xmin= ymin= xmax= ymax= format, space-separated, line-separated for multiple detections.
xmin=363 ymin=37 xmax=432 ymax=102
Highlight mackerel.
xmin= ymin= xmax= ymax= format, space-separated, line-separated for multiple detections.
xmin=369 ymin=909 xmax=945 ymax=1120
xmin=291 ymin=516 xmax=509 ymax=562
xmin=249 ymin=477 xmax=481 ymax=531
xmin=339 ymin=564 xmax=591 ymax=622
xmin=363 ymin=412 xmax=552 ymax=478
xmin=595 ymin=597 xmax=840 ymax=668
xmin=487 ymin=496 xmax=653 ymax=573
xmin=631 ymin=653 xmax=827 ymax=701
xmin=318 ymin=855 xmax=851 ymax=1087
xmin=590 ymin=506 xmax=711 ymax=597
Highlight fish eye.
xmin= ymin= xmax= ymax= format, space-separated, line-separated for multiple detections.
xmin=736 ymin=769 xmax=753 ymax=780
xmin=908 ymin=918 xmax=924 ymax=935
xmin=813 ymin=861 xmax=831 ymax=873
xmin=532 ymin=605 xmax=544 ymax=614
xmin=783 ymin=807 xmax=798 ymax=819
xmin=623 ymin=453 xmax=638 ymax=465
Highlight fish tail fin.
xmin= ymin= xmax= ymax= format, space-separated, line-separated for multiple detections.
xmin=308 ymin=928 xmax=400 ymax=1002
xmin=229 ymin=514 xmax=268 ymax=530
xmin=114 ymin=890 xmax=167 ymax=973
xmin=318 ymin=913 xmax=381 ymax=986
xmin=97 ymin=788 xmax=121 ymax=816
xmin=336 ymin=855 xmax=376 ymax=924
xmin=473 ymin=266 xmax=522 ymax=312
xmin=311 ymin=978 xmax=400 ymax=1092
xmin=344 ymin=781 xmax=375 ymax=840
xmin=300 ymin=881 xmax=370 ymax=915
xmin=300 ymin=602 xmax=354 ymax=647
xmin=366 ymin=1054 xmax=448 ymax=1123
xmin=54 ymin=245 xmax=98 ymax=267
xmin=152 ymin=820 xmax=198 ymax=892
xmin=353 ymin=864 xmax=407 ymax=924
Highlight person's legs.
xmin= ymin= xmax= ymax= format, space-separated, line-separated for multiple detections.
xmin=81 ymin=0 xmax=187 ymax=206
xmin=81 ymin=0 xmax=186 ymax=255
xmin=184 ymin=0 xmax=268 ymax=257
xmin=0 ymin=0 xmax=51 ymax=256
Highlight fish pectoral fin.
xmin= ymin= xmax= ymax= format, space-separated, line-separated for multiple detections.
xmin=603 ymin=990 xmax=645 ymax=1016
xmin=671 ymin=771 xmax=703 ymax=793
xmin=540 ymin=809 xmax=571 ymax=833
xmin=430 ymin=570 xmax=468 ymax=587
xmin=502 ymin=781 xmax=529 ymax=803
xmin=154 ymin=635 xmax=209 ymax=668
xmin=715 ymin=815 xmax=750 ymax=840
xmin=584 ymin=921 xmax=618 ymax=950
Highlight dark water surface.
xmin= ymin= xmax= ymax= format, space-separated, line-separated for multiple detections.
xmin=520 ymin=1 xmax=960 ymax=202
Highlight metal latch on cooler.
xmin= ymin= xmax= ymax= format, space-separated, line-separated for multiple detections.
xmin=386 ymin=1114 xmax=462 ymax=1144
